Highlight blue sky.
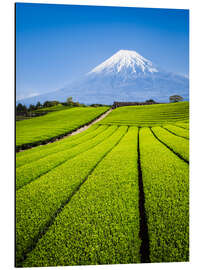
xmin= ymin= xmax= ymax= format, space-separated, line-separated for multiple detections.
xmin=16 ymin=3 xmax=189 ymax=100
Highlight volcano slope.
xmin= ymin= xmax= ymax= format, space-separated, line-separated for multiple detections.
xmin=16 ymin=101 xmax=189 ymax=267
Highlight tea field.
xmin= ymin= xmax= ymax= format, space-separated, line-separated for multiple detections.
xmin=100 ymin=101 xmax=189 ymax=126
xmin=16 ymin=106 xmax=109 ymax=151
xmin=16 ymin=102 xmax=189 ymax=267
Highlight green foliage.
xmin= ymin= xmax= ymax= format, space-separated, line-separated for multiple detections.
xmin=28 ymin=104 xmax=36 ymax=111
xmin=36 ymin=101 xmax=42 ymax=109
xmin=16 ymin=125 xmax=116 ymax=190
xmin=16 ymin=103 xmax=27 ymax=114
xmin=175 ymin=122 xmax=189 ymax=130
xmin=16 ymin=126 xmax=127 ymax=266
xmin=90 ymin=103 xmax=107 ymax=107
xmin=163 ymin=124 xmax=189 ymax=139
xmin=22 ymin=127 xmax=140 ymax=267
xmin=66 ymin=96 xmax=73 ymax=105
xmin=43 ymin=100 xmax=59 ymax=107
xmin=152 ymin=126 xmax=189 ymax=162
xmin=169 ymin=95 xmax=183 ymax=103
xmin=16 ymin=125 xmax=100 ymax=168
xmin=15 ymin=102 xmax=190 ymax=266
xmin=100 ymin=102 xmax=189 ymax=126
xmin=66 ymin=97 xmax=84 ymax=107
xmin=145 ymin=99 xmax=156 ymax=103
xmin=34 ymin=104 xmax=69 ymax=113
xmin=139 ymin=127 xmax=189 ymax=262
xmin=16 ymin=107 xmax=109 ymax=148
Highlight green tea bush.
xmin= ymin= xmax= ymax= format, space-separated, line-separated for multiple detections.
xmin=16 ymin=125 xmax=115 ymax=190
xmin=152 ymin=126 xmax=189 ymax=162
xmin=16 ymin=125 xmax=102 ymax=168
xmin=16 ymin=107 xmax=109 ymax=148
xmin=23 ymin=127 xmax=140 ymax=267
xmin=162 ymin=124 xmax=189 ymax=139
xmin=100 ymin=102 xmax=189 ymax=126
xmin=16 ymin=126 xmax=127 ymax=266
xmin=139 ymin=127 xmax=189 ymax=262
xmin=174 ymin=122 xmax=189 ymax=130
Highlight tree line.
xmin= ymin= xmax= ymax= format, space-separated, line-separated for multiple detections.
xmin=16 ymin=95 xmax=184 ymax=115
xmin=16 ymin=97 xmax=107 ymax=115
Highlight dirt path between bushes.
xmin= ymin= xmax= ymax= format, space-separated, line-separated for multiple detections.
xmin=64 ymin=108 xmax=112 ymax=138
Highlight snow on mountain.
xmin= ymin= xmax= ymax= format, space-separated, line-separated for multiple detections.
xmin=89 ymin=50 xmax=158 ymax=76
xmin=17 ymin=49 xmax=189 ymax=106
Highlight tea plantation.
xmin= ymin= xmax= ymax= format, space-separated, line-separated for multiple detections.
xmin=16 ymin=101 xmax=189 ymax=267
xmin=99 ymin=101 xmax=189 ymax=126
xmin=16 ymin=106 xmax=109 ymax=150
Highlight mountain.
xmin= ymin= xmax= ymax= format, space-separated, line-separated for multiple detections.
xmin=17 ymin=50 xmax=189 ymax=105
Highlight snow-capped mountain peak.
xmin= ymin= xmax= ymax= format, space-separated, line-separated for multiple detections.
xmin=89 ymin=49 xmax=158 ymax=76
xmin=18 ymin=49 xmax=189 ymax=106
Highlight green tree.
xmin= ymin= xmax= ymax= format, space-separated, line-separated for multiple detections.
xmin=146 ymin=99 xmax=156 ymax=103
xmin=43 ymin=101 xmax=52 ymax=108
xmin=16 ymin=103 xmax=27 ymax=114
xmin=67 ymin=97 xmax=73 ymax=106
xmin=169 ymin=95 xmax=183 ymax=103
xmin=51 ymin=101 xmax=59 ymax=106
xmin=28 ymin=104 xmax=36 ymax=111
xmin=36 ymin=101 xmax=42 ymax=109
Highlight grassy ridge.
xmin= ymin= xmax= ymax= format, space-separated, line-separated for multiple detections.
xmin=175 ymin=122 xmax=189 ymax=129
xmin=16 ymin=124 xmax=99 ymax=161
xmin=140 ymin=127 xmax=189 ymax=262
xmin=16 ymin=125 xmax=115 ymax=190
xmin=35 ymin=104 xmax=70 ymax=113
xmin=99 ymin=102 xmax=189 ymax=126
xmin=16 ymin=126 xmax=127 ymax=266
xmin=23 ymin=127 xmax=140 ymax=267
xmin=16 ymin=107 xmax=109 ymax=148
xmin=162 ymin=124 xmax=189 ymax=139
xmin=16 ymin=125 xmax=103 ymax=168
xmin=152 ymin=126 xmax=189 ymax=162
